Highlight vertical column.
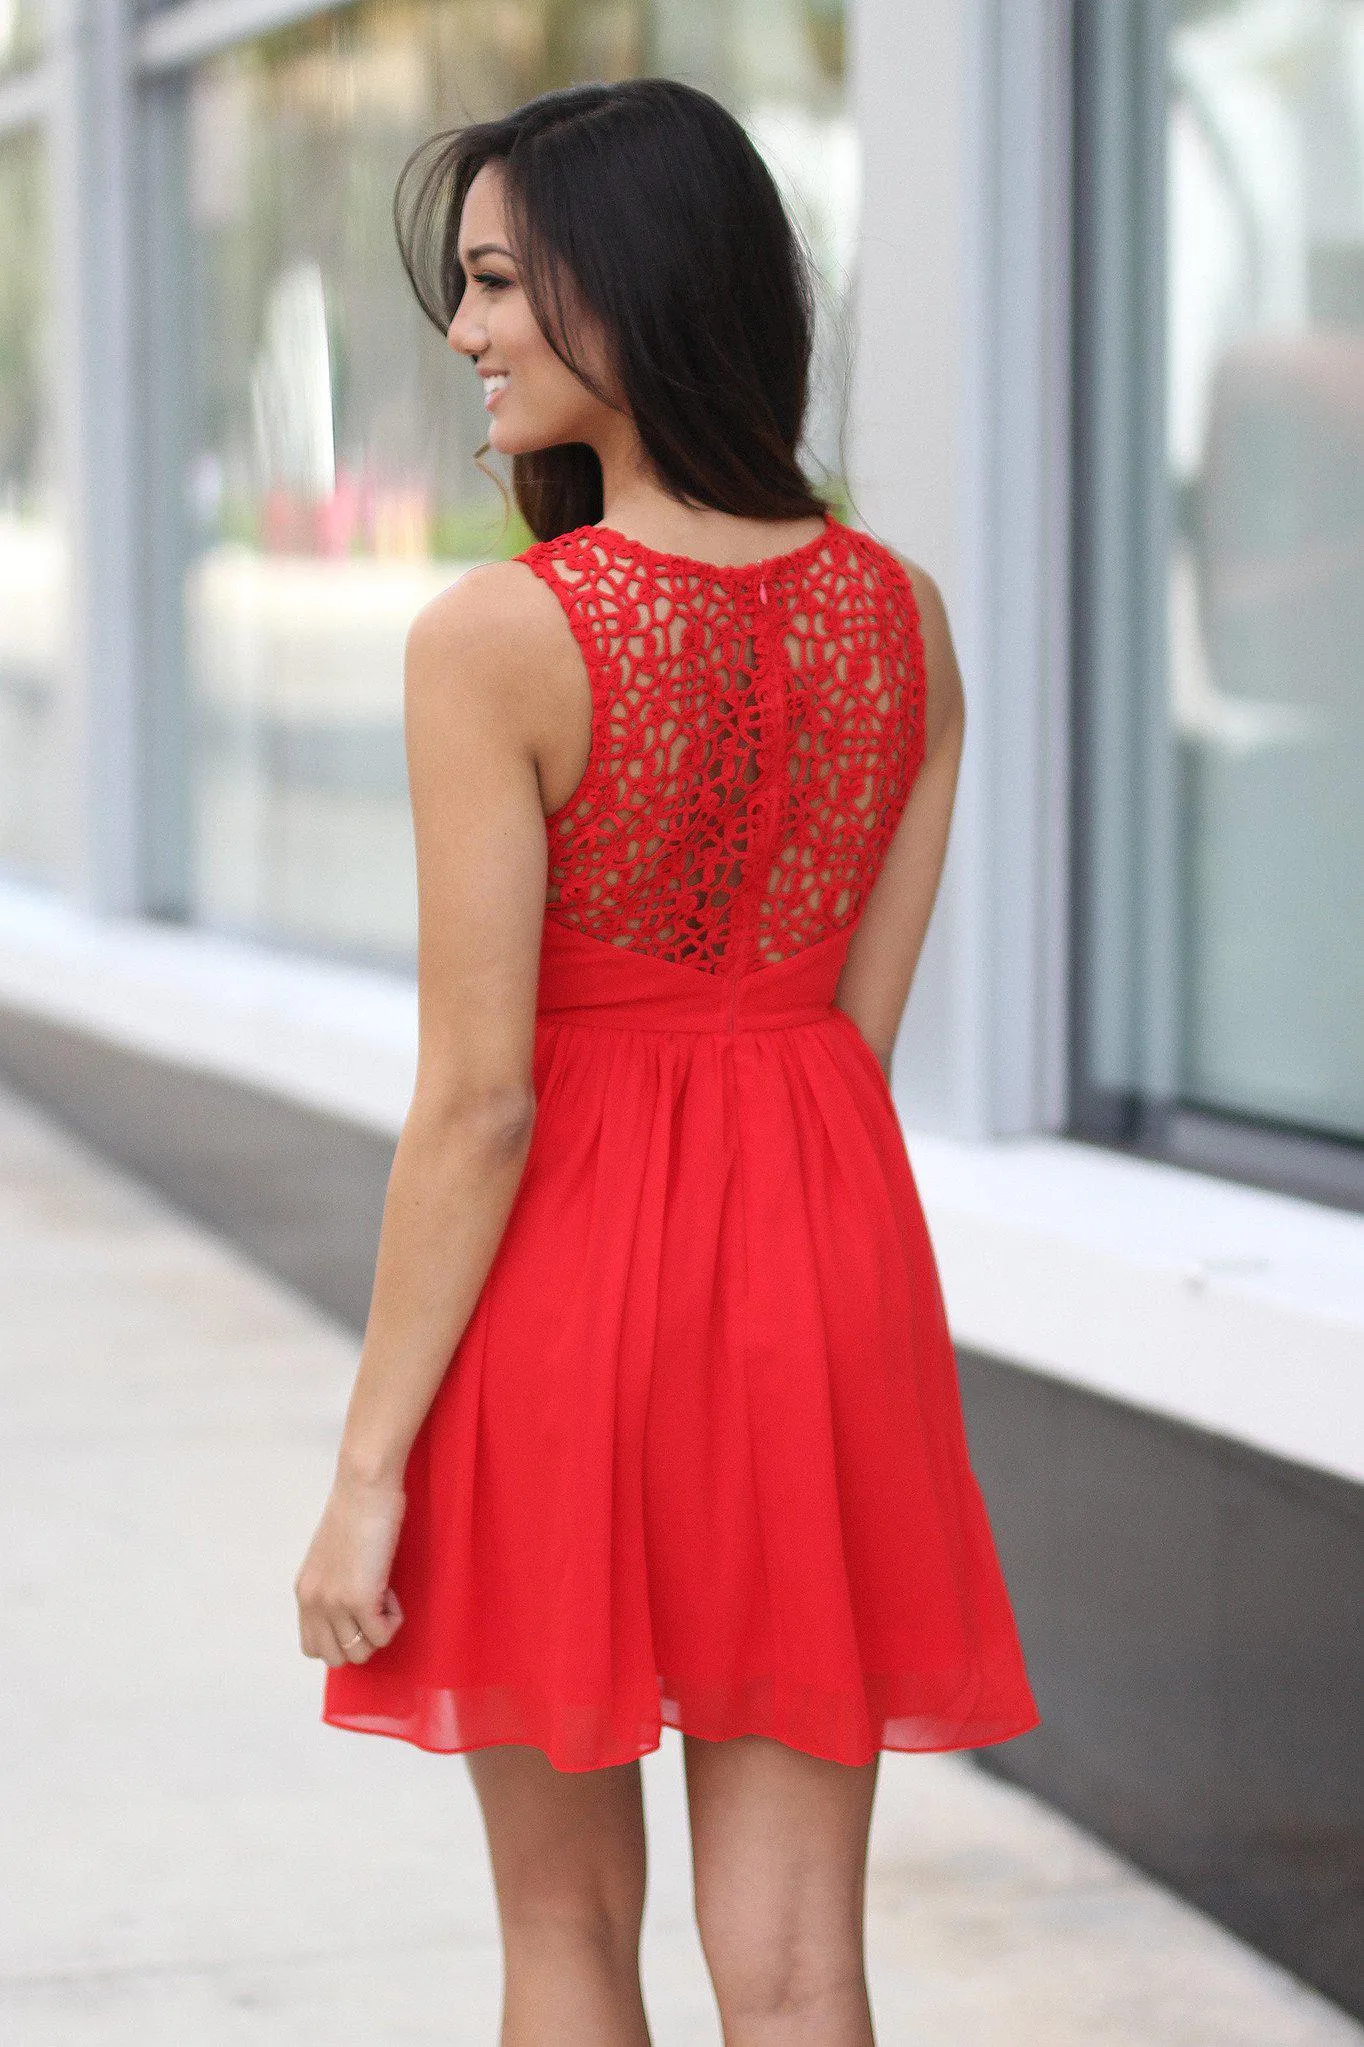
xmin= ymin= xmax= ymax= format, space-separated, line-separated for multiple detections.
xmin=847 ymin=0 xmax=980 ymax=1136
xmin=848 ymin=0 xmax=1074 ymax=1139
xmin=1070 ymin=1 xmax=1176 ymax=1128
xmin=977 ymin=0 xmax=1076 ymax=1139
xmin=49 ymin=0 xmax=142 ymax=913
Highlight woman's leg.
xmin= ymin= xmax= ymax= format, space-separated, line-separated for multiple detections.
xmin=464 ymin=1745 xmax=653 ymax=2047
xmin=684 ymin=1733 xmax=880 ymax=2046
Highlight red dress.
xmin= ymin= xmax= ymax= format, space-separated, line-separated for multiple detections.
xmin=322 ymin=512 xmax=1040 ymax=1770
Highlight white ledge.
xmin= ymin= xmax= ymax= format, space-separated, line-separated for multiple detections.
xmin=0 ymin=881 xmax=416 ymax=1138
xmin=905 ymin=1132 xmax=1364 ymax=1489
xmin=1 ymin=879 xmax=1361 ymax=1487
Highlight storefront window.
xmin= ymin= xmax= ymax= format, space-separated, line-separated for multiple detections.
xmin=0 ymin=128 xmax=68 ymax=885
xmin=1076 ymin=0 xmax=1364 ymax=1172
xmin=156 ymin=0 xmax=854 ymax=966
xmin=1169 ymin=0 xmax=1364 ymax=1142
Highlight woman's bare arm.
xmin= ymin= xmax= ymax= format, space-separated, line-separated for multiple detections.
xmin=295 ymin=560 xmax=580 ymax=1665
xmin=832 ymin=560 xmax=967 ymax=1079
xmin=331 ymin=561 xmax=558 ymax=1488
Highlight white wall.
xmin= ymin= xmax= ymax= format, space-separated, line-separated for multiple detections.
xmin=849 ymin=0 xmax=1072 ymax=1143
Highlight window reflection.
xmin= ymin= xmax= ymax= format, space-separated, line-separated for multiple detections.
xmin=1169 ymin=0 xmax=1364 ymax=1139
xmin=0 ymin=0 xmax=44 ymax=71
xmin=168 ymin=0 xmax=855 ymax=966
xmin=0 ymin=129 xmax=68 ymax=885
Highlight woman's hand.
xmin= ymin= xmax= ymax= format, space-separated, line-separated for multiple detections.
xmin=294 ymin=1469 xmax=407 ymax=1667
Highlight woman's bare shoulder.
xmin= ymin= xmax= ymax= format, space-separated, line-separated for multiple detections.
xmin=406 ymin=558 xmax=571 ymax=676
xmin=399 ymin=564 xmax=577 ymax=741
xmin=878 ymin=545 xmax=944 ymax=631
xmin=880 ymin=546 xmax=965 ymax=734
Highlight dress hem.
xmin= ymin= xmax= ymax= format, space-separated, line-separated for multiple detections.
xmin=319 ymin=1693 xmax=1042 ymax=1774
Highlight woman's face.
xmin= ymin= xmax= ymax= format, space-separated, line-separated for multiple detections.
xmin=447 ymin=162 xmax=618 ymax=456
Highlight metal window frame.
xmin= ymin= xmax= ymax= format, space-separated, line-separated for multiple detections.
xmin=48 ymin=0 xmax=142 ymax=911
xmin=25 ymin=0 xmax=347 ymax=917
xmin=135 ymin=0 xmax=338 ymax=73
xmin=1067 ymin=0 xmax=1364 ymax=1214
xmin=974 ymin=0 xmax=1075 ymax=1137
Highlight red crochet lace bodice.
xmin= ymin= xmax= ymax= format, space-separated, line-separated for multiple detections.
xmin=520 ymin=513 xmax=927 ymax=974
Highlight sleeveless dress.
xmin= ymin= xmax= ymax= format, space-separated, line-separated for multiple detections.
xmin=322 ymin=511 xmax=1040 ymax=1771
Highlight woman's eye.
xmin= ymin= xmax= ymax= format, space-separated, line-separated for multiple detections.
xmin=474 ymin=273 xmax=510 ymax=290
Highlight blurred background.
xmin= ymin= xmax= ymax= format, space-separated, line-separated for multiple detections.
xmin=3 ymin=0 xmax=1361 ymax=1144
xmin=1 ymin=0 xmax=1362 ymax=2037
xmin=0 ymin=0 xmax=855 ymax=965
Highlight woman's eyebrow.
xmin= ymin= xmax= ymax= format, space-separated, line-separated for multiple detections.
xmin=462 ymin=241 xmax=516 ymax=264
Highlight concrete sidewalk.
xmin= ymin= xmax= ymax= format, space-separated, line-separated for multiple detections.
xmin=1 ymin=1077 xmax=1358 ymax=2047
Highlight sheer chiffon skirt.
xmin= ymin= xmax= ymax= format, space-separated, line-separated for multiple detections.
xmin=321 ymin=917 xmax=1040 ymax=1771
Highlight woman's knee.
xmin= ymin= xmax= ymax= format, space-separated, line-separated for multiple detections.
xmin=685 ymin=1734 xmax=876 ymax=2027
xmin=694 ymin=1882 xmax=866 ymax=2024
xmin=466 ymin=1744 xmax=648 ymax=1950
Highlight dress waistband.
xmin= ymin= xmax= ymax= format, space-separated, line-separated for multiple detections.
xmin=536 ymin=916 xmax=854 ymax=1034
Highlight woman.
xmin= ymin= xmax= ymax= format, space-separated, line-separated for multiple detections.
xmin=295 ymin=77 xmax=1038 ymax=2045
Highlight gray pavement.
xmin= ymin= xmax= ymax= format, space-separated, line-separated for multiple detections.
xmin=1 ymin=1075 xmax=1359 ymax=2047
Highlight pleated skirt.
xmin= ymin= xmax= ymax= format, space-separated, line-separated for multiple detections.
xmin=322 ymin=915 xmax=1040 ymax=1770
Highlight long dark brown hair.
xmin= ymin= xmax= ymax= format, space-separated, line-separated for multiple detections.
xmin=394 ymin=78 xmax=831 ymax=542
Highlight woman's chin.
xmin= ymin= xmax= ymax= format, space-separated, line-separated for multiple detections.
xmin=487 ymin=416 xmax=574 ymax=458
xmin=487 ymin=414 xmax=532 ymax=455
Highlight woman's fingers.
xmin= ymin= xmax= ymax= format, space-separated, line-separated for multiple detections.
xmin=298 ymin=1603 xmax=368 ymax=1665
xmin=339 ymin=1588 xmax=404 ymax=1657
xmin=294 ymin=1475 xmax=407 ymax=1665
xmin=297 ymin=1603 xmax=347 ymax=1666
xmin=297 ymin=1588 xmax=371 ymax=1663
xmin=296 ymin=1584 xmax=405 ymax=1664
xmin=321 ymin=1617 xmax=356 ymax=1666
xmin=334 ymin=1613 xmax=373 ymax=1662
